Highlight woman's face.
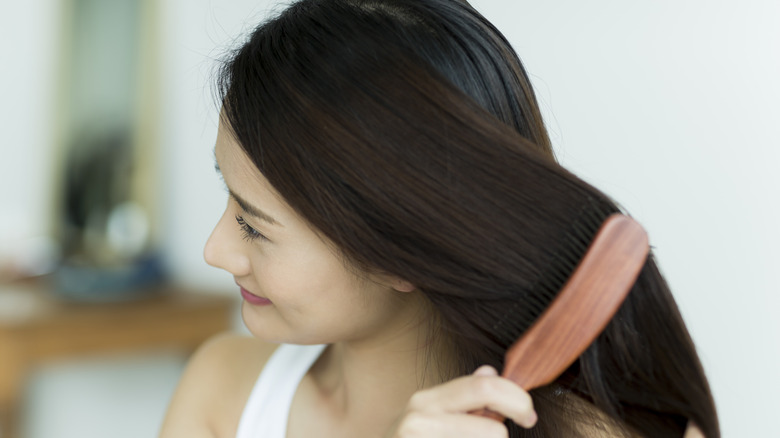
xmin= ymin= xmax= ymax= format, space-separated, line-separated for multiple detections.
xmin=205 ymin=121 xmax=419 ymax=345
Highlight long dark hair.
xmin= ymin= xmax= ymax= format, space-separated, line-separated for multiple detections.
xmin=217 ymin=0 xmax=719 ymax=436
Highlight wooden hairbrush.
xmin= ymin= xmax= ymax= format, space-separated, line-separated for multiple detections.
xmin=475 ymin=214 xmax=649 ymax=422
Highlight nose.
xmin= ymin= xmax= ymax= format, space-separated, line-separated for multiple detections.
xmin=204 ymin=210 xmax=251 ymax=277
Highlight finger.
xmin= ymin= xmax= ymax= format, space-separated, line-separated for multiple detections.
xmin=396 ymin=411 xmax=509 ymax=438
xmin=469 ymin=366 xmax=509 ymax=423
xmin=473 ymin=365 xmax=499 ymax=376
xmin=408 ymin=370 xmax=537 ymax=428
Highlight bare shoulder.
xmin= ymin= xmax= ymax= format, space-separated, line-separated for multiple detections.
xmin=159 ymin=332 xmax=278 ymax=438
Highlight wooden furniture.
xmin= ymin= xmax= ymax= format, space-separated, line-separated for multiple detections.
xmin=0 ymin=283 xmax=236 ymax=438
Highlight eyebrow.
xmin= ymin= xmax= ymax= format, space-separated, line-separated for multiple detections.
xmin=214 ymin=161 xmax=281 ymax=226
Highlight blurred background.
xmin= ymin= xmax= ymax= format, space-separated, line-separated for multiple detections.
xmin=0 ymin=0 xmax=777 ymax=436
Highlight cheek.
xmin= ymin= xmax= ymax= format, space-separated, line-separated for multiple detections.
xmin=250 ymin=247 xmax=354 ymax=305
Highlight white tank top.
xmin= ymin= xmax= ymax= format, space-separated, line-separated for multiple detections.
xmin=235 ymin=343 xmax=327 ymax=438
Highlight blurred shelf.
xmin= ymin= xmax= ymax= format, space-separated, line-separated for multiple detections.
xmin=0 ymin=282 xmax=236 ymax=438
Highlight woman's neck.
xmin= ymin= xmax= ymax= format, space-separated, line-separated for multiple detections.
xmin=295 ymin=296 xmax=450 ymax=437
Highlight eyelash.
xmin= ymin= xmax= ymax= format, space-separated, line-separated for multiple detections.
xmin=235 ymin=215 xmax=268 ymax=242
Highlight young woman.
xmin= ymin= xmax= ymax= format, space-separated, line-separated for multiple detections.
xmin=159 ymin=0 xmax=719 ymax=437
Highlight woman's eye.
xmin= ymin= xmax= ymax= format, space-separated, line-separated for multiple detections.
xmin=235 ymin=215 xmax=268 ymax=242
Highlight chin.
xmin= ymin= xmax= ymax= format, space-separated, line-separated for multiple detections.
xmin=241 ymin=313 xmax=326 ymax=345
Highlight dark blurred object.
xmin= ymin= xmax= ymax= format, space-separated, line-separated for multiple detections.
xmin=55 ymin=127 xmax=165 ymax=301
xmin=60 ymin=127 xmax=135 ymax=260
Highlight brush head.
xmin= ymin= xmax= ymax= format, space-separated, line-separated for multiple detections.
xmin=501 ymin=214 xmax=649 ymax=389
xmin=491 ymin=200 xmax=618 ymax=348
xmin=474 ymin=213 xmax=649 ymax=423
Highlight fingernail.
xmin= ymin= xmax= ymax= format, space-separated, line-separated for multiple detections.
xmin=473 ymin=365 xmax=498 ymax=376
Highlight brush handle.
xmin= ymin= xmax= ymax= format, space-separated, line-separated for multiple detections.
xmin=474 ymin=214 xmax=649 ymax=424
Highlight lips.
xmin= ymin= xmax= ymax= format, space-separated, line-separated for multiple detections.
xmin=239 ymin=286 xmax=272 ymax=306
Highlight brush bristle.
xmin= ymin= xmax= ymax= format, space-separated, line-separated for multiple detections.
xmin=492 ymin=198 xmax=617 ymax=348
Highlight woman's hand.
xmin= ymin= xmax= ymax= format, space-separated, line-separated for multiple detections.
xmin=387 ymin=365 xmax=537 ymax=438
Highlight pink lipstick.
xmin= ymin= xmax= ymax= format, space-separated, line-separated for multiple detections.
xmin=240 ymin=287 xmax=272 ymax=306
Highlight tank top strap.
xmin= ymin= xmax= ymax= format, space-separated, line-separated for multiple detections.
xmin=235 ymin=343 xmax=327 ymax=438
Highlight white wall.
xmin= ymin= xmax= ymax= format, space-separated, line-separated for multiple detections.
xmin=0 ymin=0 xmax=61 ymax=267
xmin=3 ymin=1 xmax=778 ymax=436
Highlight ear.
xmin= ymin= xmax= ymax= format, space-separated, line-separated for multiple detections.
xmin=388 ymin=277 xmax=416 ymax=293
xmin=372 ymin=273 xmax=416 ymax=293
